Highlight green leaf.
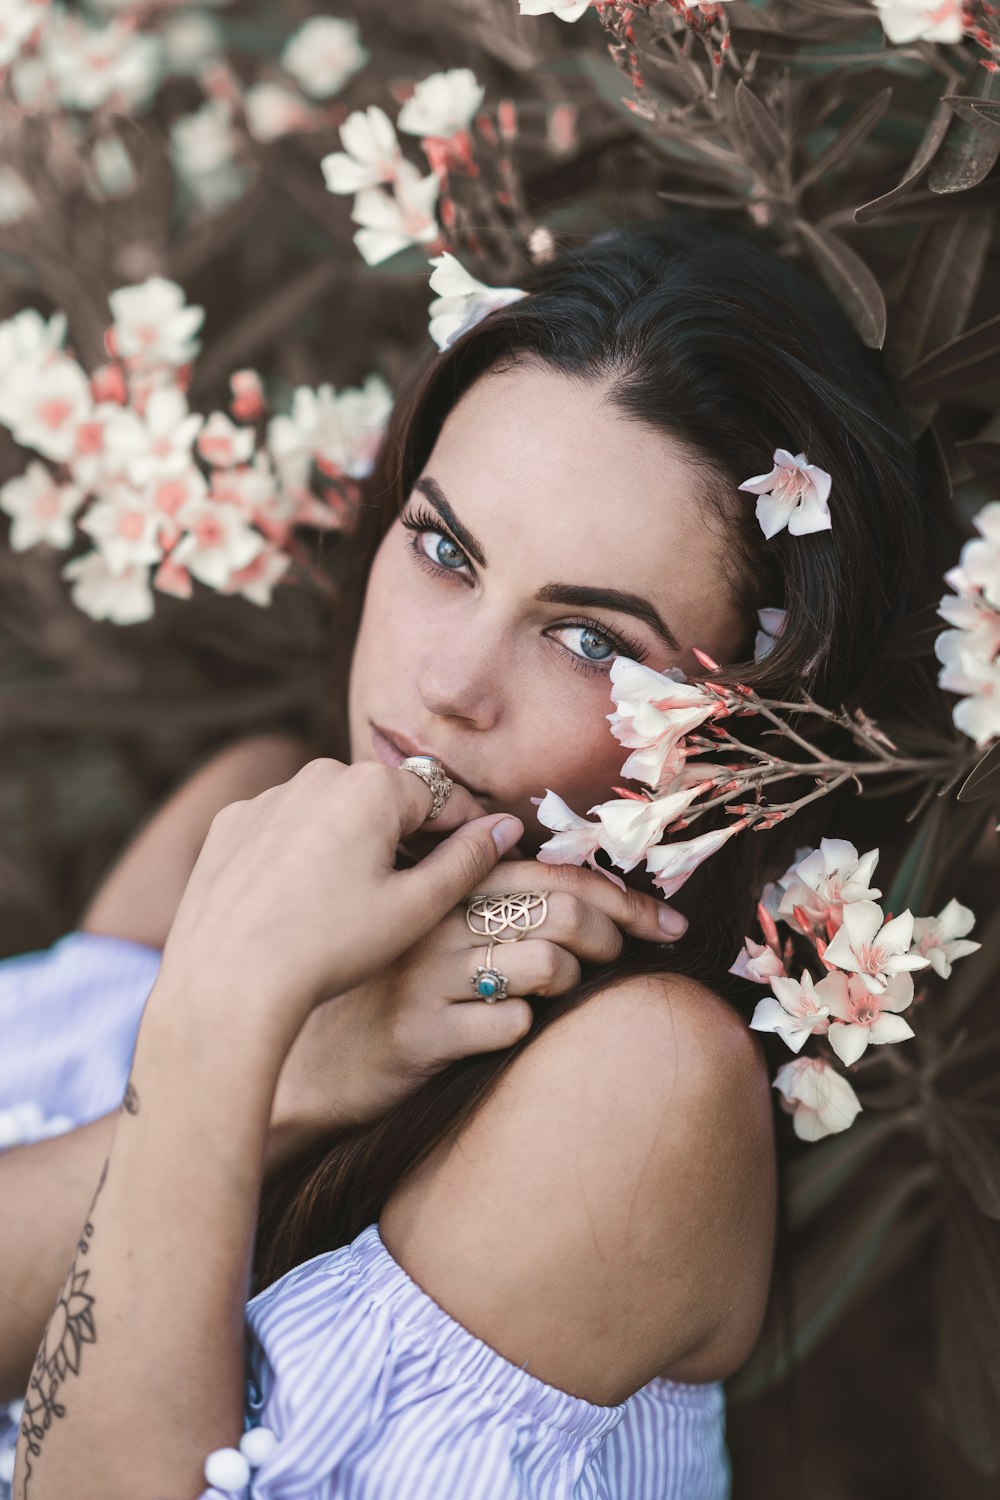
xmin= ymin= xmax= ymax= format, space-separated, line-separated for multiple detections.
xmin=928 ymin=65 xmax=1000 ymax=194
xmin=957 ymin=739 xmax=1000 ymax=803
xmin=885 ymin=208 xmax=995 ymax=381
xmin=885 ymin=796 xmax=944 ymax=917
xmin=796 ymin=87 xmax=893 ymax=194
xmin=902 ymin=310 xmax=1000 ymax=398
xmin=728 ymin=1165 xmax=933 ymax=1402
xmin=936 ymin=1107 xmax=1000 ymax=1218
xmin=854 ymin=97 xmax=952 ymax=223
xmin=733 ymin=78 xmax=786 ymax=175
xmin=786 ymin=1114 xmax=901 ymax=1231
xmin=795 ymin=218 xmax=886 ymax=349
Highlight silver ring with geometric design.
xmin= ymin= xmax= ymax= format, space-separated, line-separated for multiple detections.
xmin=465 ymin=890 xmax=549 ymax=943
xmin=398 ymin=754 xmax=454 ymax=820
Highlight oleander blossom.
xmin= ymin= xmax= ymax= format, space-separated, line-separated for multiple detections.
xmin=518 ymin=0 xmax=593 ymax=19
xmin=749 ymin=970 xmax=832 ymax=1054
xmin=775 ymin=838 xmax=882 ymax=938
xmin=606 ymin=657 xmax=724 ymax=789
xmin=935 ymin=501 xmax=1000 ymax=745
xmin=426 ymin=253 xmax=527 ymax=351
xmin=820 ymin=970 xmax=916 ymax=1067
xmin=872 ymin=0 xmax=964 ymax=45
xmin=909 ymin=899 xmax=981 ymax=979
xmin=773 ymin=1057 xmax=863 ymax=1142
xmin=738 ymin=447 xmax=833 ymax=539
xmin=821 ymin=900 xmax=930 ymax=996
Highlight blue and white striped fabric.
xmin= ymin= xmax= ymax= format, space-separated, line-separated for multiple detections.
xmin=0 ymin=931 xmax=732 ymax=1500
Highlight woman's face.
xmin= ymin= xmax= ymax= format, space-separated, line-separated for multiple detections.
xmin=347 ymin=361 xmax=747 ymax=853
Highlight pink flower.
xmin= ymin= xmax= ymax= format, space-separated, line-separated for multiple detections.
xmin=773 ymin=1056 xmax=862 ymax=1142
xmin=776 ymin=839 xmax=881 ymax=937
xmin=738 ymin=448 xmax=833 ymax=539
xmin=108 ymin=278 xmax=204 ymax=371
xmin=729 ymin=935 xmax=786 ymax=984
xmin=79 ymin=488 xmax=163 ymax=575
xmin=104 ymin=387 xmax=204 ymax=486
xmin=644 ymin=820 xmax=746 ymax=899
xmin=909 ymin=898 xmax=980 ymax=979
xmin=230 ymin=370 xmax=265 ymax=423
xmin=170 ymin=495 xmax=266 ymax=590
xmin=607 ymin=657 xmax=721 ymax=789
xmin=243 ymin=83 xmax=318 ymax=144
xmin=872 ymin=0 xmax=964 ymax=45
xmin=534 ymin=790 xmax=625 ymax=890
xmin=9 ymin=355 xmax=92 ymax=463
xmin=350 ymin=161 xmax=440 ymax=267
xmin=220 ymin=544 xmax=291 ymax=607
xmin=0 ymin=461 xmax=83 ymax=550
xmin=588 ymin=782 xmax=704 ymax=873
xmin=750 ymin=970 xmax=832 ymax=1053
xmin=816 ymin=970 xmax=915 ymax=1067
xmin=62 ymin=550 xmax=154 ymax=625
xmin=397 ymin=68 xmax=484 ymax=139
xmin=823 ymin=900 xmax=930 ymax=995
xmin=197 ymin=411 xmax=256 ymax=469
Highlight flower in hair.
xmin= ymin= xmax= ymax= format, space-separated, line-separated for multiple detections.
xmin=426 ymin=253 xmax=527 ymax=352
xmin=738 ymin=448 xmax=833 ymax=540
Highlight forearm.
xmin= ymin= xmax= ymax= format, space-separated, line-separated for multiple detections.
xmin=13 ymin=983 xmax=290 ymax=1500
xmin=0 ymin=1114 xmax=118 ymax=1404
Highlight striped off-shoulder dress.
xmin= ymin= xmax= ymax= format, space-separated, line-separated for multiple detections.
xmin=0 ymin=931 xmax=732 ymax=1500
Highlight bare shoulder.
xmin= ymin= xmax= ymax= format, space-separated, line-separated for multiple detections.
xmin=379 ymin=969 xmax=777 ymax=1403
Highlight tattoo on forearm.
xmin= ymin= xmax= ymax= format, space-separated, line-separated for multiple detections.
xmin=18 ymin=1158 xmax=108 ymax=1496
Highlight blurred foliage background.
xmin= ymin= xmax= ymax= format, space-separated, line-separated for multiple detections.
xmin=2 ymin=0 xmax=1000 ymax=1494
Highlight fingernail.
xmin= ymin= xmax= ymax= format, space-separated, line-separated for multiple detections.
xmin=658 ymin=905 xmax=688 ymax=938
xmin=491 ymin=816 xmax=523 ymax=855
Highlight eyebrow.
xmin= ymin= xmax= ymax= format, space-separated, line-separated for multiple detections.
xmin=411 ymin=476 xmax=681 ymax=653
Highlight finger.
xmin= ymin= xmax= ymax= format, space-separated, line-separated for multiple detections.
xmin=387 ymin=759 xmax=488 ymax=839
xmin=439 ymin=997 xmax=535 ymax=1059
xmin=466 ymin=860 xmax=687 ymax=943
xmin=449 ymin=937 xmax=583 ymax=1000
xmin=396 ymin=813 xmax=525 ymax=927
xmin=463 ymin=890 xmax=623 ymax=967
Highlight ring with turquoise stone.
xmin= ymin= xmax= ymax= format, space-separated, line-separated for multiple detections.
xmin=470 ymin=941 xmax=510 ymax=1003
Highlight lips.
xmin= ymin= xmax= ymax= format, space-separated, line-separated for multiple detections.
xmin=370 ymin=722 xmax=489 ymax=800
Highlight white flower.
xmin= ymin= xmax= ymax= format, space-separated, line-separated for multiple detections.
xmin=43 ymin=8 xmax=162 ymax=113
xmin=170 ymin=100 xmax=247 ymax=211
xmin=872 ymin=0 xmax=964 ymax=44
xmin=281 ymin=15 xmax=367 ymax=100
xmin=197 ymin=411 xmax=256 ymax=469
xmin=738 ymin=448 xmax=833 ymax=539
xmin=730 ymin=936 xmax=786 ymax=984
xmin=644 ymin=821 xmax=743 ymax=899
xmin=607 ymin=657 xmax=720 ymax=789
xmin=162 ymin=10 xmax=221 ymax=76
xmin=823 ymin=900 xmax=930 ymax=996
xmin=243 ymin=82 xmax=317 ymax=144
xmin=935 ymin=625 xmax=1000 ymax=747
xmin=267 ymin=374 xmax=392 ymax=502
xmin=171 ymin=496 xmax=266 ymax=590
xmin=219 ymin=543 xmax=291 ymax=607
xmin=819 ymin=969 xmax=915 ymax=1066
xmin=753 ymin=605 xmax=787 ymax=662
xmin=62 ymin=549 xmax=155 ymax=624
xmin=909 ymin=898 xmax=980 ymax=979
xmin=8 ymin=355 xmax=92 ymax=463
xmin=350 ymin=160 xmax=440 ymax=266
xmin=950 ymin=502 xmax=1000 ymax=611
xmin=589 ymin=784 xmax=703 ymax=873
xmin=427 ymin=252 xmax=527 ymax=351
xmin=776 ymin=838 xmax=881 ymax=935
xmin=0 ymin=0 xmax=45 ymax=71
xmin=0 ymin=164 xmax=34 ymax=224
xmin=79 ymin=487 xmax=164 ymax=574
xmin=0 ymin=462 xmax=83 ymax=550
xmin=397 ymin=68 xmax=485 ymax=139
xmin=773 ymin=1056 xmax=862 ymax=1142
xmin=750 ymin=970 xmax=832 ymax=1054
xmin=518 ymin=0 xmax=593 ymax=20
xmin=109 ymin=277 xmax=204 ymax=369
xmin=534 ymin=789 xmax=625 ymax=888
xmin=104 ymin=387 xmax=203 ymax=486
xmin=321 ymin=105 xmax=402 ymax=195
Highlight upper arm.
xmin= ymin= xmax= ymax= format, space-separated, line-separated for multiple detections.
xmin=378 ymin=973 xmax=777 ymax=1404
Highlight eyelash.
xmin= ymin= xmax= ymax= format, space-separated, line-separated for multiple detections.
xmin=400 ymin=504 xmax=649 ymax=676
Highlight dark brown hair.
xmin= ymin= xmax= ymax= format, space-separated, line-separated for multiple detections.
xmin=252 ymin=210 xmax=963 ymax=1303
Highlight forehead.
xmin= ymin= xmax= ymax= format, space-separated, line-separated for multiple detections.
xmin=422 ymin=361 xmax=744 ymax=655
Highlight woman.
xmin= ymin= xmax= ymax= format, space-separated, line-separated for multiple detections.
xmin=0 ymin=212 xmax=953 ymax=1498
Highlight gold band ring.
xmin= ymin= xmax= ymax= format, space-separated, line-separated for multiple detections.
xmin=465 ymin=890 xmax=549 ymax=943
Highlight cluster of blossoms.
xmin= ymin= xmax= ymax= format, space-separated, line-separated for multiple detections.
xmin=735 ymin=843 xmax=979 ymax=1140
xmin=534 ymin=654 xmax=982 ymax=1141
xmin=935 ymin=502 xmax=1000 ymax=747
xmin=0 ymin=277 xmax=390 ymax=623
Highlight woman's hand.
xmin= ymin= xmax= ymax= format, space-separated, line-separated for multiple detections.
xmin=155 ymin=756 xmax=524 ymax=1057
xmin=267 ymin=858 xmax=684 ymax=1160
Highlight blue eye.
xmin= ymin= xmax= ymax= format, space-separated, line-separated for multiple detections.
xmin=424 ymin=530 xmax=467 ymax=571
xmin=551 ymin=623 xmax=617 ymax=663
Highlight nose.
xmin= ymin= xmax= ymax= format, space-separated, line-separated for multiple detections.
xmin=415 ymin=629 xmax=502 ymax=732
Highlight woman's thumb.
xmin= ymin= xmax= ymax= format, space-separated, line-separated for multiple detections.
xmin=404 ymin=814 xmax=524 ymax=914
